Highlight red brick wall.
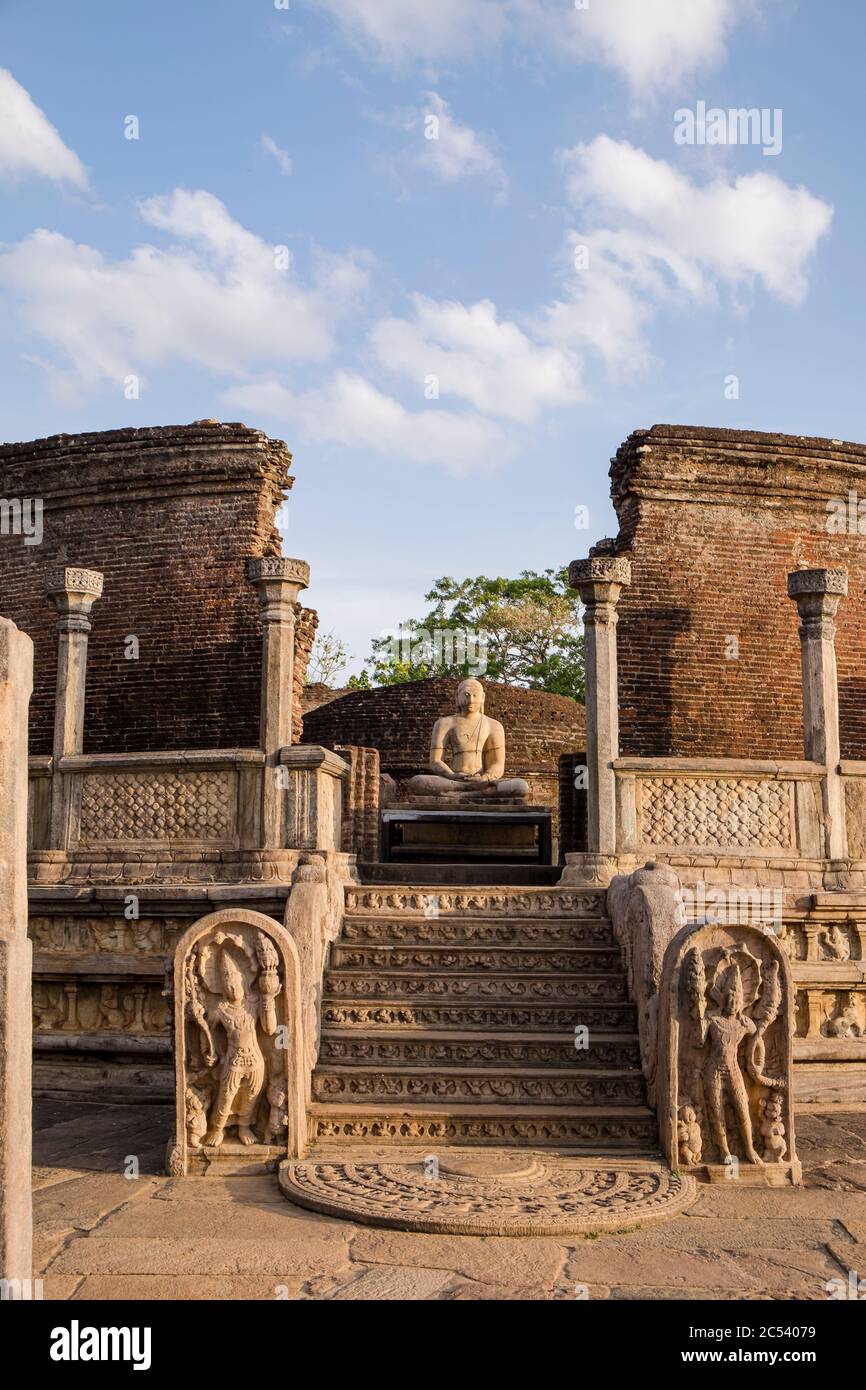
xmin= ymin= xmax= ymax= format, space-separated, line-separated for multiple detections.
xmin=0 ymin=422 xmax=315 ymax=754
xmin=607 ymin=426 xmax=866 ymax=758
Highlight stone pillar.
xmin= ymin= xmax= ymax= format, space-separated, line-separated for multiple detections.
xmin=248 ymin=556 xmax=310 ymax=849
xmin=0 ymin=616 xmax=34 ymax=1282
xmin=44 ymin=567 xmax=103 ymax=850
xmin=565 ymin=556 xmax=631 ymax=877
xmin=787 ymin=568 xmax=848 ymax=860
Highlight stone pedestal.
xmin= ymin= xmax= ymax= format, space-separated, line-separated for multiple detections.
xmin=248 ymin=557 xmax=310 ymax=850
xmin=787 ymin=569 xmax=848 ymax=860
xmin=0 ymin=616 xmax=34 ymax=1281
xmin=44 ymin=566 xmax=103 ymax=850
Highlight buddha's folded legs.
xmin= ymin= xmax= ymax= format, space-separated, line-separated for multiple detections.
xmin=406 ymin=773 xmax=529 ymax=799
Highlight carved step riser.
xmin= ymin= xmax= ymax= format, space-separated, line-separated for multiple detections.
xmin=324 ymin=974 xmax=628 ymax=1002
xmin=342 ymin=922 xmax=616 ymax=947
xmin=345 ymin=892 xmax=607 ymax=918
xmin=321 ymin=1003 xmax=637 ymax=1031
xmin=313 ymin=1074 xmax=648 ymax=1105
xmin=318 ymin=1037 xmax=642 ymax=1069
xmin=310 ymin=1114 xmax=659 ymax=1148
xmin=330 ymin=947 xmax=623 ymax=973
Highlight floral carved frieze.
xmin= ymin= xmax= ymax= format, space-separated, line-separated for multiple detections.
xmin=168 ymin=909 xmax=305 ymax=1176
xmin=659 ymin=922 xmax=800 ymax=1184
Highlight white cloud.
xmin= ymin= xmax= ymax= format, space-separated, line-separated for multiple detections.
xmin=0 ymin=189 xmax=368 ymax=390
xmin=312 ymin=0 xmax=764 ymax=94
xmin=537 ymin=136 xmax=833 ymax=375
xmin=312 ymin=0 xmax=506 ymax=66
xmin=0 ymin=68 xmax=87 ymax=187
xmin=224 ymin=372 xmax=508 ymax=473
xmin=412 ymin=93 xmax=506 ymax=192
xmin=540 ymin=0 xmax=759 ymax=96
xmin=371 ymin=294 xmax=581 ymax=423
xmin=261 ymin=133 xmax=293 ymax=176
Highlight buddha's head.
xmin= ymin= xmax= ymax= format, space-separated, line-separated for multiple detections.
xmin=456 ymin=678 xmax=484 ymax=715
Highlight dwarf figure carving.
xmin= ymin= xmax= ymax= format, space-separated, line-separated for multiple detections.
xmin=262 ymin=1079 xmax=288 ymax=1145
xmin=819 ymin=923 xmax=851 ymax=962
xmin=185 ymin=1085 xmax=209 ymax=1149
xmin=677 ymin=1103 xmax=703 ymax=1166
xmin=827 ymin=993 xmax=862 ymax=1038
xmin=760 ymin=1094 xmax=788 ymax=1164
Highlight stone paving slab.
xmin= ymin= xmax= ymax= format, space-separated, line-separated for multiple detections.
xmin=31 ymin=1100 xmax=866 ymax=1301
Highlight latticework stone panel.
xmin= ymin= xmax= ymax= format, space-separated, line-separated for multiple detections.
xmin=638 ymin=777 xmax=794 ymax=850
xmin=79 ymin=770 xmax=235 ymax=842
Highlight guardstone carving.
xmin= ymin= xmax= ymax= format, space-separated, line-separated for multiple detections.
xmin=169 ymin=908 xmax=305 ymax=1175
xmin=658 ymin=921 xmax=800 ymax=1185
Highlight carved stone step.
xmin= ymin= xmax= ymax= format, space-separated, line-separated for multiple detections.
xmin=323 ymin=970 xmax=628 ymax=1002
xmin=330 ymin=943 xmax=623 ymax=973
xmin=318 ymin=1030 xmax=642 ymax=1070
xmin=344 ymin=888 xmax=607 ymax=918
xmin=341 ymin=916 xmax=616 ymax=947
xmin=321 ymin=999 xmax=637 ymax=1032
xmin=308 ymin=1102 xmax=659 ymax=1149
xmin=312 ymin=1066 xmax=648 ymax=1107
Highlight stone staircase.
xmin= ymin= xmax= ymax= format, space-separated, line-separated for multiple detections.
xmin=308 ymin=883 xmax=658 ymax=1152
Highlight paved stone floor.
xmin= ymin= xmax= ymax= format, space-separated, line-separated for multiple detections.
xmin=33 ymin=1100 xmax=866 ymax=1301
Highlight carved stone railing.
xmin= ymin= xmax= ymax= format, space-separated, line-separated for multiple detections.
xmin=613 ymin=757 xmax=825 ymax=861
xmin=27 ymin=744 xmax=350 ymax=861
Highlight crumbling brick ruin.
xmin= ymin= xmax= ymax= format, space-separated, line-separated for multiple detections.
xmin=607 ymin=425 xmax=866 ymax=759
xmin=0 ymin=422 xmax=316 ymax=753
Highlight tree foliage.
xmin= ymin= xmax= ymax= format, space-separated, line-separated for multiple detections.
xmin=365 ymin=568 xmax=584 ymax=701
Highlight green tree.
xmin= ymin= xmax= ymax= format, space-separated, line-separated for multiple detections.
xmin=364 ymin=568 xmax=584 ymax=701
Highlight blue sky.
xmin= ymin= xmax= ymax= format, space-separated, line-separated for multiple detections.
xmin=0 ymin=0 xmax=863 ymax=674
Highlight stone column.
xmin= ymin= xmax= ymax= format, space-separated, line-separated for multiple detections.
xmin=562 ymin=556 xmax=631 ymax=883
xmin=0 ymin=616 xmax=34 ymax=1283
xmin=787 ymin=568 xmax=848 ymax=860
xmin=45 ymin=567 xmax=103 ymax=850
xmin=248 ymin=556 xmax=310 ymax=849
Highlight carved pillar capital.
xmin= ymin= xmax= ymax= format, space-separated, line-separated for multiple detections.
xmin=44 ymin=567 xmax=104 ymax=634
xmin=787 ymin=568 xmax=848 ymax=641
xmin=248 ymin=556 xmax=309 ymax=622
xmin=568 ymin=556 xmax=631 ymax=626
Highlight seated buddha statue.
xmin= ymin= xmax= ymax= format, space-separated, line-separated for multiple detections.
xmin=406 ymin=678 xmax=529 ymax=801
